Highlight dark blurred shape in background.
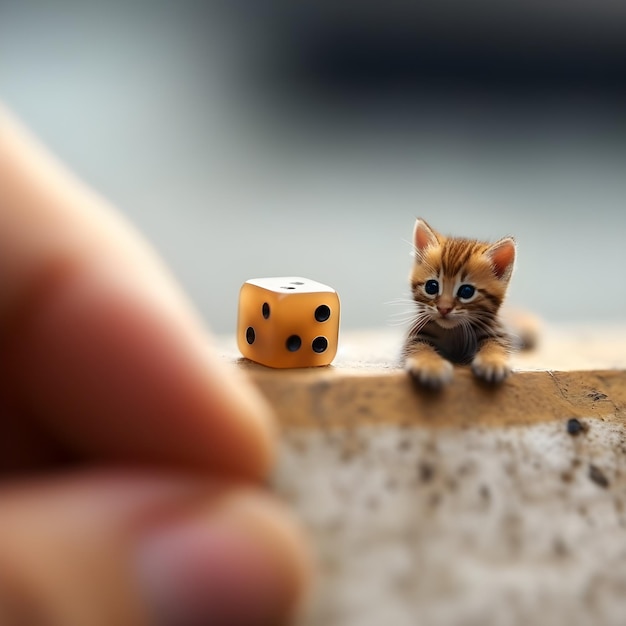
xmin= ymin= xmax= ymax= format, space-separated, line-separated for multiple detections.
xmin=230 ymin=2 xmax=626 ymax=93
xmin=2 ymin=1 xmax=625 ymax=332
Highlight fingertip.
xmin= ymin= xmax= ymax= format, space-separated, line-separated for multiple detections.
xmin=1 ymin=110 xmax=278 ymax=479
xmin=6 ymin=259 xmax=277 ymax=479
xmin=198 ymin=345 xmax=278 ymax=478
xmin=136 ymin=490 xmax=314 ymax=626
xmin=0 ymin=472 xmax=312 ymax=626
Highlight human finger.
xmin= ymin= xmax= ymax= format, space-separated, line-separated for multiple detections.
xmin=0 ymin=107 xmax=274 ymax=478
xmin=0 ymin=470 xmax=312 ymax=626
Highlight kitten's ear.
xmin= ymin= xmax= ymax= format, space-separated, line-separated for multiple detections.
xmin=486 ymin=237 xmax=516 ymax=281
xmin=413 ymin=218 xmax=441 ymax=258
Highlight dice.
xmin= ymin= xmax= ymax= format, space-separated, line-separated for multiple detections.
xmin=237 ymin=277 xmax=340 ymax=368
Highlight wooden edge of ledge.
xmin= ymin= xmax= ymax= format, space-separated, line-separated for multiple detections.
xmin=220 ymin=326 xmax=626 ymax=430
xmin=238 ymin=364 xmax=626 ymax=430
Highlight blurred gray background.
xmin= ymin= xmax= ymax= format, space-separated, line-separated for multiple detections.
xmin=2 ymin=1 xmax=625 ymax=334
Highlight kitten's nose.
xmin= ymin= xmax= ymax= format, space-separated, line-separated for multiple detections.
xmin=437 ymin=305 xmax=453 ymax=317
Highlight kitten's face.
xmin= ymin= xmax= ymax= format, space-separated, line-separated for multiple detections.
xmin=410 ymin=219 xmax=516 ymax=330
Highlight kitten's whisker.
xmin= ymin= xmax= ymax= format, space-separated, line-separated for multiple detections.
xmin=467 ymin=315 xmax=491 ymax=331
xmin=387 ymin=303 xmax=429 ymax=327
xmin=388 ymin=309 xmax=416 ymax=318
xmin=470 ymin=311 xmax=497 ymax=325
xmin=386 ymin=304 xmax=424 ymax=328
xmin=465 ymin=310 xmax=494 ymax=324
xmin=408 ymin=313 xmax=432 ymax=337
xmin=388 ymin=316 xmax=420 ymax=327
xmin=469 ymin=316 xmax=502 ymax=338
xmin=401 ymin=238 xmax=419 ymax=258
xmin=388 ymin=318 xmax=418 ymax=326
xmin=385 ymin=300 xmax=416 ymax=309
xmin=384 ymin=298 xmax=417 ymax=307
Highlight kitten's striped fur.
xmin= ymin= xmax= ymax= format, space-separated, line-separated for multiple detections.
xmin=402 ymin=218 xmax=516 ymax=387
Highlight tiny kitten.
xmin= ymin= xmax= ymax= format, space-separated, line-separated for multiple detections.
xmin=402 ymin=218 xmax=516 ymax=387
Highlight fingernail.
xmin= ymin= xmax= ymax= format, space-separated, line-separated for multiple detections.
xmin=136 ymin=518 xmax=292 ymax=626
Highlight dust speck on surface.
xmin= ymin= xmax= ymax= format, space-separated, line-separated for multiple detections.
xmin=397 ymin=438 xmax=411 ymax=452
xmin=567 ymin=418 xmax=588 ymax=436
xmin=428 ymin=492 xmax=442 ymax=508
xmin=479 ymin=484 xmax=491 ymax=502
xmin=418 ymin=461 xmax=435 ymax=483
xmin=553 ymin=537 xmax=569 ymax=558
xmin=587 ymin=390 xmax=608 ymax=402
xmin=588 ymin=464 xmax=610 ymax=489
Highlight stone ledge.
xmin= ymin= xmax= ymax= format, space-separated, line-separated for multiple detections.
xmin=218 ymin=323 xmax=626 ymax=626
xmin=220 ymin=324 xmax=626 ymax=429
xmin=242 ymin=367 xmax=626 ymax=429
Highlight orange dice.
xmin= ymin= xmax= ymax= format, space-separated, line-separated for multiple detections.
xmin=237 ymin=277 xmax=340 ymax=368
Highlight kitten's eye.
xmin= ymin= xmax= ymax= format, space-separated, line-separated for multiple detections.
xmin=424 ymin=280 xmax=439 ymax=296
xmin=457 ymin=284 xmax=476 ymax=300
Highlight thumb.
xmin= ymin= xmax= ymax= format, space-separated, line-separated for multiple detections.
xmin=0 ymin=471 xmax=311 ymax=626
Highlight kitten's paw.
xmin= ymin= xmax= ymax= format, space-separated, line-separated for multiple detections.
xmin=405 ymin=355 xmax=454 ymax=388
xmin=471 ymin=354 xmax=511 ymax=384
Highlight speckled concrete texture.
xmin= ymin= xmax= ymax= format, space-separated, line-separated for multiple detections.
xmin=276 ymin=418 xmax=626 ymax=626
xmin=220 ymin=326 xmax=626 ymax=625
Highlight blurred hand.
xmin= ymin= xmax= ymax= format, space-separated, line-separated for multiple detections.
xmin=0 ymin=108 xmax=311 ymax=626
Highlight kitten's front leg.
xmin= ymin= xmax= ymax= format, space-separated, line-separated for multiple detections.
xmin=471 ymin=337 xmax=511 ymax=383
xmin=404 ymin=341 xmax=454 ymax=388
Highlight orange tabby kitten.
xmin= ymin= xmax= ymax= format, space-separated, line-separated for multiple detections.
xmin=402 ymin=218 xmax=516 ymax=387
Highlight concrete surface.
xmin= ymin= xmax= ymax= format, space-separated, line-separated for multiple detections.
xmin=277 ymin=419 xmax=626 ymax=626
xmin=220 ymin=326 xmax=626 ymax=625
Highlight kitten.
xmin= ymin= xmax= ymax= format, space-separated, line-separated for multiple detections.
xmin=402 ymin=218 xmax=516 ymax=387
